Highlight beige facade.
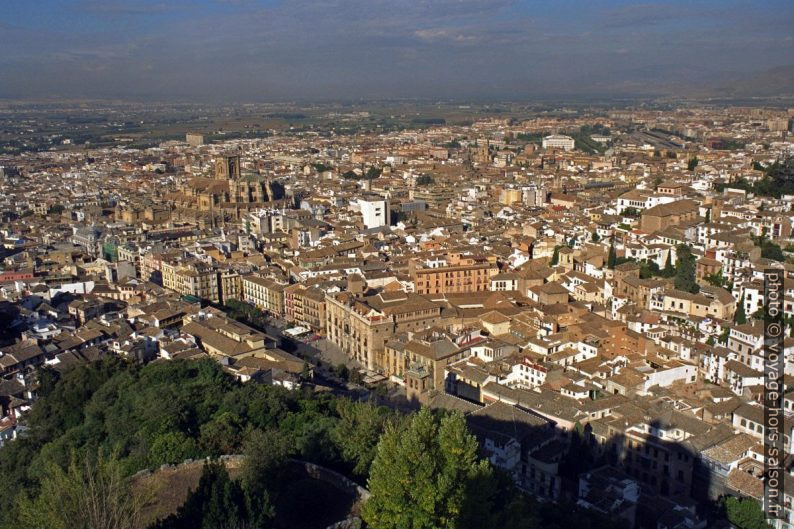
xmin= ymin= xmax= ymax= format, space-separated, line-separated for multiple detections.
xmin=325 ymin=291 xmax=442 ymax=370
xmin=242 ymin=275 xmax=286 ymax=316
xmin=411 ymin=255 xmax=498 ymax=295
xmin=161 ymin=259 xmax=219 ymax=302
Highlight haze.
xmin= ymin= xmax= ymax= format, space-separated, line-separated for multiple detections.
xmin=2 ymin=0 xmax=793 ymax=101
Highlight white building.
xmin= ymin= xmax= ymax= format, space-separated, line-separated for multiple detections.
xmin=542 ymin=134 xmax=575 ymax=151
xmin=359 ymin=197 xmax=390 ymax=229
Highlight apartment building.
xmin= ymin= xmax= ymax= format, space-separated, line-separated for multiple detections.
xmin=284 ymin=284 xmax=326 ymax=332
xmin=410 ymin=254 xmax=498 ymax=295
xmin=161 ymin=259 xmax=219 ymax=302
xmin=242 ymin=275 xmax=286 ymax=317
xmin=325 ymin=290 xmax=442 ymax=370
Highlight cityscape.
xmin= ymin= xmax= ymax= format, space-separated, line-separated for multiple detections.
xmin=2 ymin=2 xmax=794 ymax=529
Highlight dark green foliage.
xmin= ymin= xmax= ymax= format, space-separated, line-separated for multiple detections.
xmin=607 ymin=242 xmax=616 ymax=269
xmin=674 ymin=244 xmax=699 ymax=294
xmin=704 ymin=272 xmax=729 ymax=289
xmin=734 ymin=294 xmax=747 ymax=324
xmin=759 ymin=239 xmax=785 ymax=262
xmin=687 ymin=157 xmax=699 ymax=171
xmin=16 ymin=450 xmax=148 ymax=529
xmin=363 ymin=408 xmax=493 ymax=529
xmin=223 ymin=299 xmax=270 ymax=328
xmin=715 ymin=156 xmax=794 ymax=198
xmin=591 ymin=231 xmax=600 ymax=242
xmin=620 ymin=207 xmax=640 ymax=217
xmin=639 ymin=260 xmax=660 ymax=279
xmin=720 ymin=496 xmax=772 ymax=529
xmin=551 ymin=245 xmax=562 ymax=266
xmin=332 ymin=399 xmax=400 ymax=478
xmin=0 ymin=359 xmax=355 ymax=527
xmin=720 ymin=326 xmax=731 ymax=344
xmin=416 ymin=174 xmax=434 ymax=186
xmin=156 ymin=460 xmax=272 ymax=529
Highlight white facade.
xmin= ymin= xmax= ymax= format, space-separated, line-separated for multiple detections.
xmin=542 ymin=134 xmax=575 ymax=151
xmin=359 ymin=198 xmax=390 ymax=229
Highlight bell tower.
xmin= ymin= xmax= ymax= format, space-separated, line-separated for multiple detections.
xmin=215 ymin=155 xmax=241 ymax=180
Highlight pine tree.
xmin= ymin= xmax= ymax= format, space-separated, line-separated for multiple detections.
xmin=662 ymin=250 xmax=675 ymax=277
xmin=705 ymin=208 xmax=711 ymax=223
xmin=734 ymin=293 xmax=747 ymax=325
xmin=550 ymin=245 xmax=561 ymax=266
xmin=674 ymin=244 xmax=699 ymax=293
xmin=363 ymin=408 xmax=494 ymax=529
xmin=607 ymin=240 xmax=617 ymax=269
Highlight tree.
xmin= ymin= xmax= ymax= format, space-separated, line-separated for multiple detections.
xmin=705 ymin=208 xmax=711 ymax=223
xmin=661 ymin=250 xmax=675 ymax=277
xmin=16 ymin=451 xmax=149 ymax=529
xmin=550 ymin=245 xmax=561 ymax=266
xmin=416 ymin=174 xmax=434 ymax=186
xmin=591 ymin=231 xmax=600 ymax=242
xmin=687 ymin=156 xmax=699 ymax=171
xmin=674 ymin=244 xmax=699 ymax=294
xmin=607 ymin=240 xmax=617 ymax=269
xmin=158 ymin=460 xmax=257 ymax=529
xmin=333 ymin=399 xmax=398 ymax=478
xmin=363 ymin=408 xmax=493 ymax=529
xmin=760 ymin=240 xmax=785 ymax=262
xmin=735 ymin=293 xmax=747 ymax=325
xmin=721 ymin=496 xmax=771 ymax=529
xmin=704 ymin=271 xmax=728 ymax=289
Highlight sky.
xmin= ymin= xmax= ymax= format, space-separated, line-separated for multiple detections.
xmin=1 ymin=0 xmax=793 ymax=102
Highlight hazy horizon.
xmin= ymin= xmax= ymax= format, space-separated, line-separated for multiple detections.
xmin=2 ymin=0 xmax=793 ymax=102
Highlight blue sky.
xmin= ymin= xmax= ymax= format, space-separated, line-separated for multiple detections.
xmin=1 ymin=0 xmax=792 ymax=101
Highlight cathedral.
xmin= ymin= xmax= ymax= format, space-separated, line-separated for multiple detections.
xmin=171 ymin=155 xmax=284 ymax=220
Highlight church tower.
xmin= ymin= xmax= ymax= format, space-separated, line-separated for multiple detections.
xmin=215 ymin=155 xmax=241 ymax=180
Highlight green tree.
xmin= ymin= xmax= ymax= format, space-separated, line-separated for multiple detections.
xmin=661 ymin=250 xmax=676 ymax=277
xmin=363 ymin=408 xmax=493 ymax=529
xmin=735 ymin=293 xmax=747 ymax=324
xmin=705 ymin=208 xmax=711 ymax=223
xmin=687 ymin=156 xmax=699 ymax=171
xmin=591 ymin=231 xmax=600 ymax=242
xmin=704 ymin=271 xmax=728 ymax=289
xmin=721 ymin=496 xmax=771 ymax=529
xmin=333 ymin=399 xmax=398 ymax=478
xmin=416 ymin=174 xmax=434 ymax=186
xmin=607 ymin=240 xmax=617 ymax=269
xmin=550 ymin=245 xmax=561 ymax=266
xmin=15 ymin=451 xmax=149 ymax=529
xmin=674 ymin=244 xmax=699 ymax=294
xmin=159 ymin=460 xmax=253 ymax=529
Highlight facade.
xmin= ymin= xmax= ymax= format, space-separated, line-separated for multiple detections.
xmin=242 ymin=275 xmax=286 ymax=316
xmin=410 ymin=254 xmax=498 ymax=295
xmin=359 ymin=196 xmax=390 ymax=229
xmin=542 ymin=134 xmax=575 ymax=151
xmin=325 ymin=291 xmax=442 ymax=370
xmin=161 ymin=259 xmax=219 ymax=302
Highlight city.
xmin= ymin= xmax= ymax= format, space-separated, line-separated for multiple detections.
xmin=2 ymin=2 xmax=794 ymax=529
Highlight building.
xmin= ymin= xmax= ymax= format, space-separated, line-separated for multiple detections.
xmin=284 ymin=284 xmax=327 ymax=332
xmin=185 ymin=133 xmax=205 ymax=146
xmin=161 ymin=259 xmax=220 ymax=303
xmin=325 ymin=290 xmax=442 ymax=370
xmin=359 ymin=196 xmax=390 ymax=229
xmin=542 ymin=134 xmax=575 ymax=151
xmin=410 ymin=254 xmax=498 ymax=295
xmin=640 ymin=199 xmax=700 ymax=232
xmin=242 ymin=275 xmax=286 ymax=317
